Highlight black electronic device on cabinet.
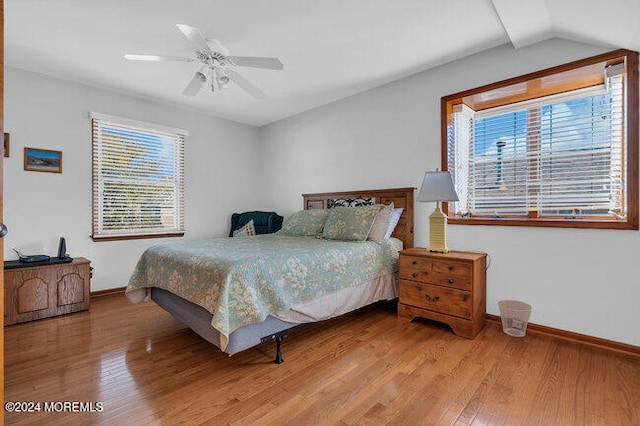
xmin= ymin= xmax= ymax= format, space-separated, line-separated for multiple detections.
xmin=58 ymin=237 xmax=67 ymax=259
xmin=5 ymin=239 xmax=74 ymax=269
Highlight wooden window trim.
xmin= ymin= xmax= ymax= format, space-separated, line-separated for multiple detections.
xmin=91 ymin=232 xmax=185 ymax=242
xmin=447 ymin=216 xmax=636 ymax=230
xmin=441 ymin=49 xmax=639 ymax=230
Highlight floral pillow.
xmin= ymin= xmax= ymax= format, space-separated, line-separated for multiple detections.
xmin=321 ymin=205 xmax=382 ymax=241
xmin=232 ymin=219 xmax=256 ymax=237
xmin=277 ymin=209 xmax=329 ymax=236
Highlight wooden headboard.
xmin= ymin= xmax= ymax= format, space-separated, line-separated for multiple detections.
xmin=302 ymin=187 xmax=415 ymax=248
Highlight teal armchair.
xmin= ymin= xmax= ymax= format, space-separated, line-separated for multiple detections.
xmin=229 ymin=211 xmax=284 ymax=237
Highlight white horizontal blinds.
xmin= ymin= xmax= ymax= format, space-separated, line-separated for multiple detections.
xmin=470 ymin=108 xmax=529 ymax=215
xmin=448 ymin=104 xmax=473 ymax=216
xmin=537 ymin=84 xmax=622 ymax=215
xmin=92 ymin=117 xmax=185 ymax=238
xmin=607 ymin=73 xmax=624 ymax=216
xmin=452 ymin=71 xmax=625 ymax=218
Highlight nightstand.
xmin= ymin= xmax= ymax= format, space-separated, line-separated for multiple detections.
xmin=397 ymin=248 xmax=486 ymax=338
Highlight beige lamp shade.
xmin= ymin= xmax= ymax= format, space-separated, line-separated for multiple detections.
xmin=417 ymin=170 xmax=458 ymax=253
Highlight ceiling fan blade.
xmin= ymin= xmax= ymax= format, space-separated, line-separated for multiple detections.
xmin=183 ymin=70 xmax=207 ymax=97
xmin=226 ymin=69 xmax=265 ymax=99
xmin=176 ymin=24 xmax=212 ymax=56
xmin=205 ymin=38 xmax=230 ymax=56
xmin=228 ymin=56 xmax=284 ymax=70
xmin=125 ymin=54 xmax=194 ymax=62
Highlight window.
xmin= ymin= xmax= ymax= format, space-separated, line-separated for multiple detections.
xmin=442 ymin=50 xmax=638 ymax=229
xmin=91 ymin=113 xmax=187 ymax=241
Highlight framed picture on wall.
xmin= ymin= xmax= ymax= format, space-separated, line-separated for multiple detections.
xmin=24 ymin=147 xmax=62 ymax=173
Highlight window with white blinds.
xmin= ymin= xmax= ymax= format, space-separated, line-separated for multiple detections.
xmin=452 ymin=82 xmax=623 ymax=217
xmin=443 ymin=50 xmax=638 ymax=229
xmin=91 ymin=113 xmax=187 ymax=240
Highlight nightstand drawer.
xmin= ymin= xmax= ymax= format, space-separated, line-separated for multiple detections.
xmin=432 ymin=260 xmax=472 ymax=277
xmin=399 ymin=255 xmax=432 ymax=282
xmin=425 ymin=272 xmax=472 ymax=291
xmin=399 ymin=280 xmax=472 ymax=319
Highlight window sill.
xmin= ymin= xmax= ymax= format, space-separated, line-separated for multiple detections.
xmin=91 ymin=232 xmax=185 ymax=242
xmin=448 ymin=217 xmax=638 ymax=230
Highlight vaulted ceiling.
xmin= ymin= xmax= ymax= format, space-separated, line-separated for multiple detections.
xmin=6 ymin=0 xmax=640 ymax=126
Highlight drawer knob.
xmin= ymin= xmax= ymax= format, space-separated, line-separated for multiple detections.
xmin=412 ymin=260 xmax=417 ymax=265
xmin=412 ymin=273 xmax=417 ymax=278
xmin=425 ymin=294 xmax=440 ymax=302
xmin=448 ymin=266 xmax=454 ymax=271
xmin=448 ymin=279 xmax=454 ymax=284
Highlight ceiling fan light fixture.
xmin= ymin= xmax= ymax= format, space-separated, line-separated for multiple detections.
xmin=217 ymin=74 xmax=230 ymax=89
xmin=213 ymin=67 xmax=230 ymax=90
xmin=128 ymin=23 xmax=281 ymax=99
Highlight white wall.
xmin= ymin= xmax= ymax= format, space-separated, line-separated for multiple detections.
xmin=7 ymin=38 xmax=639 ymax=346
xmin=259 ymin=39 xmax=640 ymax=346
xmin=4 ymin=67 xmax=263 ymax=291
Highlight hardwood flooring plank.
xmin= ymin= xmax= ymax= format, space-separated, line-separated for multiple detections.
xmin=488 ymin=332 xmax=553 ymax=426
xmin=4 ymin=295 xmax=640 ymax=425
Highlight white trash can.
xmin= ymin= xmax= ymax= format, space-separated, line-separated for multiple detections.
xmin=498 ymin=300 xmax=532 ymax=337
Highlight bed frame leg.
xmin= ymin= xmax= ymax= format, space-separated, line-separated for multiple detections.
xmin=274 ymin=336 xmax=284 ymax=364
xmin=262 ymin=324 xmax=306 ymax=364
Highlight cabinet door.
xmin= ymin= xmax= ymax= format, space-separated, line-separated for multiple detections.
xmin=55 ymin=263 xmax=90 ymax=314
xmin=57 ymin=272 xmax=86 ymax=306
xmin=18 ymin=277 xmax=49 ymax=313
xmin=5 ymin=267 xmax=58 ymax=324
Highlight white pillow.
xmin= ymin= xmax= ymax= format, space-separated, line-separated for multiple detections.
xmin=382 ymin=208 xmax=404 ymax=240
xmin=233 ymin=219 xmax=256 ymax=237
xmin=367 ymin=203 xmax=394 ymax=243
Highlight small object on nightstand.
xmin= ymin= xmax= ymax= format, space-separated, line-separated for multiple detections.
xmin=397 ymin=248 xmax=486 ymax=338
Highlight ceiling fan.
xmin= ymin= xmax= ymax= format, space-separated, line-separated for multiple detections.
xmin=125 ymin=24 xmax=284 ymax=99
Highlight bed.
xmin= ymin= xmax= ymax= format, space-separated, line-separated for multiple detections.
xmin=126 ymin=187 xmax=414 ymax=362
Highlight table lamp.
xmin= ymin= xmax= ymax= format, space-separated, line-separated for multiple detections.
xmin=417 ymin=170 xmax=459 ymax=253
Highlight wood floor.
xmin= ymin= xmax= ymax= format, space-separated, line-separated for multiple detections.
xmin=5 ymin=295 xmax=640 ymax=425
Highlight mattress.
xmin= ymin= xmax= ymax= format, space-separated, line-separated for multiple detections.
xmin=128 ymin=234 xmax=402 ymax=349
xmin=152 ymin=270 xmax=398 ymax=355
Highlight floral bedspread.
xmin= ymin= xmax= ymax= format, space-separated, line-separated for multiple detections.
xmin=126 ymin=234 xmax=401 ymax=341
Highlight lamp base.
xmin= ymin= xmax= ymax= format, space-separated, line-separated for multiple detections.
xmin=428 ymin=202 xmax=450 ymax=253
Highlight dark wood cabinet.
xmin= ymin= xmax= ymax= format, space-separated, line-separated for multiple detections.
xmin=4 ymin=257 xmax=91 ymax=325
